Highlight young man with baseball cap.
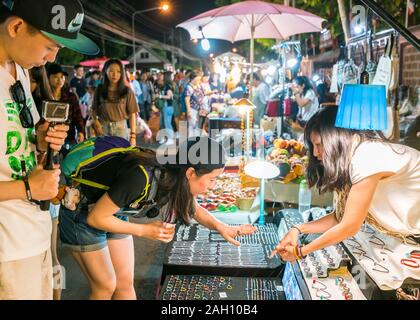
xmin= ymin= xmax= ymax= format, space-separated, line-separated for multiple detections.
xmin=0 ymin=0 xmax=99 ymax=299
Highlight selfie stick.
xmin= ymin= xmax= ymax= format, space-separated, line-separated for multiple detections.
xmin=39 ymin=100 xmax=70 ymax=211
xmin=40 ymin=123 xmax=56 ymax=211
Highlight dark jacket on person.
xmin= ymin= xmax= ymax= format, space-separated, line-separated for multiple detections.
xmin=60 ymin=86 xmax=85 ymax=144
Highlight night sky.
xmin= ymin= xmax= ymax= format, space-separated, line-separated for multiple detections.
xmin=131 ymin=0 xmax=218 ymax=27
xmin=128 ymin=0 xmax=234 ymax=58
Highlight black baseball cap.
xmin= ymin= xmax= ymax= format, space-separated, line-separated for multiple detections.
xmin=2 ymin=0 xmax=100 ymax=55
xmin=46 ymin=63 xmax=68 ymax=77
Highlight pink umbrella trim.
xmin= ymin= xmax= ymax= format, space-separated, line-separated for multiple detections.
xmin=184 ymin=0 xmax=322 ymax=22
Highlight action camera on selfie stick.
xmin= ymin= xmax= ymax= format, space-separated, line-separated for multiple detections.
xmin=39 ymin=101 xmax=69 ymax=211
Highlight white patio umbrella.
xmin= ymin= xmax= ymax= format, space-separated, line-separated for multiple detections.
xmin=177 ymin=0 xmax=325 ymax=92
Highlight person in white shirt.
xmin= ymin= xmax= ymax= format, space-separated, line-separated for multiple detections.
xmin=292 ymin=76 xmax=319 ymax=126
xmin=272 ymin=106 xmax=420 ymax=262
xmin=0 ymin=0 xmax=98 ymax=300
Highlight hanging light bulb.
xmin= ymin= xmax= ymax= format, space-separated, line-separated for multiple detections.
xmin=201 ymin=38 xmax=210 ymax=51
xmin=199 ymin=26 xmax=210 ymax=51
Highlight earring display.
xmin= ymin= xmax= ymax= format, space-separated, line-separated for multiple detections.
xmin=161 ymin=275 xmax=284 ymax=300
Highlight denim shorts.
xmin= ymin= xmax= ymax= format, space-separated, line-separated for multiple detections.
xmin=59 ymin=207 xmax=130 ymax=252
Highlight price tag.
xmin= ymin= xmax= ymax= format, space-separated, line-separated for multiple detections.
xmin=276 ymin=285 xmax=284 ymax=291
xmin=219 ymin=292 xmax=227 ymax=299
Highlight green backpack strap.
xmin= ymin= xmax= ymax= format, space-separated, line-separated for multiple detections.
xmin=71 ymin=146 xmax=137 ymax=190
xmin=131 ymin=165 xmax=151 ymax=205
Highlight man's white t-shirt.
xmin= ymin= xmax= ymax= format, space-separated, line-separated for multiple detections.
xmin=299 ymin=89 xmax=319 ymax=122
xmin=351 ymin=141 xmax=420 ymax=236
xmin=0 ymin=64 xmax=52 ymax=262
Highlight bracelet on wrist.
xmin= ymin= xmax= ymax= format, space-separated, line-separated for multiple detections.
xmin=22 ymin=177 xmax=33 ymax=202
xmin=294 ymin=244 xmax=304 ymax=260
xmin=291 ymin=225 xmax=302 ymax=234
xmin=299 ymin=246 xmax=305 ymax=259
xmin=20 ymin=160 xmax=35 ymax=203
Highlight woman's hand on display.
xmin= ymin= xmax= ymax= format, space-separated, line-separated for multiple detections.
xmin=28 ymin=164 xmax=61 ymax=200
xmin=270 ymin=228 xmax=300 ymax=260
xmin=217 ymin=224 xmax=257 ymax=247
xmin=277 ymin=245 xmax=297 ymax=262
xmin=36 ymin=122 xmax=69 ymax=152
xmin=138 ymin=221 xmax=175 ymax=243
xmin=280 ymin=228 xmax=300 ymax=248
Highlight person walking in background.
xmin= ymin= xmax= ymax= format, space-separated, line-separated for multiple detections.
xmin=292 ymin=76 xmax=319 ymax=127
xmin=29 ymin=66 xmax=53 ymax=115
xmin=210 ymin=73 xmax=221 ymax=92
xmin=199 ymin=73 xmax=212 ymax=133
xmin=47 ymin=63 xmax=85 ymax=154
xmin=87 ymin=70 xmax=101 ymax=88
xmin=155 ymin=72 xmax=175 ymax=145
xmin=80 ymin=81 xmax=96 ymax=135
xmin=139 ymin=72 xmax=154 ymax=122
xmin=127 ymin=70 xmax=142 ymax=106
xmin=70 ymin=64 xmax=87 ymax=99
xmin=251 ymin=72 xmax=270 ymax=128
xmin=91 ymin=59 xmax=139 ymax=146
xmin=184 ymin=71 xmax=204 ymax=137
xmin=173 ymin=72 xmax=184 ymax=133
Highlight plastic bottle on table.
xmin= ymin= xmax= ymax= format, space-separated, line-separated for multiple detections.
xmin=298 ymin=179 xmax=311 ymax=222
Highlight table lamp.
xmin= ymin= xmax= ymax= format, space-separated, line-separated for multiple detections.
xmin=233 ymin=98 xmax=256 ymax=162
xmin=335 ymin=84 xmax=387 ymax=130
xmin=244 ymin=160 xmax=280 ymax=225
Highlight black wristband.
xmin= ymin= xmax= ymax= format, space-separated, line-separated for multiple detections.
xmin=22 ymin=175 xmax=33 ymax=202
xmin=291 ymin=225 xmax=302 ymax=234
xmin=299 ymin=245 xmax=305 ymax=259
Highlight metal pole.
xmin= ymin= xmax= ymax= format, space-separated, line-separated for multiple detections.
xmin=359 ymin=0 xmax=420 ymax=51
xmin=258 ymin=178 xmax=265 ymax=225
xmin=250 ymin=14 xmax=255 ymax=99
xmin=132 ymin=7 xmax=164 ymax=72
xmin=132 ymin=13 xmax=136 ymax=72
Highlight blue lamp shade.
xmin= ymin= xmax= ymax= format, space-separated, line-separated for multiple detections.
xmin=335 ymin=84 xmax=387 ymax=131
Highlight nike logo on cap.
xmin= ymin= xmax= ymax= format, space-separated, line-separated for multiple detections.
xmin=68 ymin=13 xmax=84 ymax=33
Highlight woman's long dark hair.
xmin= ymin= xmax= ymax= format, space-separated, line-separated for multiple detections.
xmin=30 ymin=66 xmax=54 ymax=114
xmin=129 ymin=148 xmax=216 ymax=225
xmin=293 ymin=76 xmax=314 ymax=96
xmin=304 ymin=106 xmax=389 ymax=194
xmin=97 ymin=59 xmax=129 ymax=101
